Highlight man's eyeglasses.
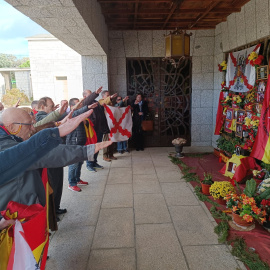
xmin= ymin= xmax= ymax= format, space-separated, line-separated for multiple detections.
xmin=13 ymin=122 xmax=34 ymax=126
xmin=117 ymin=99 xmax=122 ymax=101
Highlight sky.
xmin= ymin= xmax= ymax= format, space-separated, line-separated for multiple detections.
xmin=0 ymin=0 xmax=48 ymax=58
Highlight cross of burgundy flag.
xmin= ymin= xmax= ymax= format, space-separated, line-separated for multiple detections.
xmin=103 ymin=105 xmax=132 ymax=142
xmin=226 ymin=44 xmax=261 ymax=92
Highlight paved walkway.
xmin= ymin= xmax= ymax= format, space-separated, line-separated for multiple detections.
xmin=46 ymin=147 xmax=245 ymax=270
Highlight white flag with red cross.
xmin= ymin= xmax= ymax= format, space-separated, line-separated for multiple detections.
xmin=104 ymin=105 xmax=132 ymax=142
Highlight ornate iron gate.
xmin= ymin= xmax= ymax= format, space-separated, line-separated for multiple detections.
xmin=127 ymin=58 xmax=192 ymax=147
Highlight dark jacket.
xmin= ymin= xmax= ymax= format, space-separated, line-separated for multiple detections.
xmin=83 ymin=92 xmax=110 ymax=134
xmin=66 ymin=106 xmax=88 ymax=146
xmin=36 ymin=111 xmax=48 ymax=122
xmin=131 ymin=100 xmax=149 ymax=132
xmin=0 ymin=128 xmax=95 ymax=219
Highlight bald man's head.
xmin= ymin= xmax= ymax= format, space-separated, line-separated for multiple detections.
xmin=82 ymin=90 xmax=92 ymax=98
xmin=2 ymin=107 xmax=35 ymax=141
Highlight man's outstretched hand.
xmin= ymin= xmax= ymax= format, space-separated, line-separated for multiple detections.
xmin=0 ymin=218 xmax=15 ymax=230
xmin=94 ymin=141 xmax=113 ymax=153
xmin=58 ymin=109 xmax=93 ymax=137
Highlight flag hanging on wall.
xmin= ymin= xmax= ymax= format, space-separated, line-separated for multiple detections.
xmin=251 ymin=75 xmax=270 ymax=163
xmin=104 ymin=105 xmax=132 ymax=142
xmin=226 ymin=44 xmax=261 ymax=92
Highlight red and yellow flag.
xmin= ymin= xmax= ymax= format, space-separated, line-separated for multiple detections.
xmin=0 ymin=169 xmax=49 ymax=270
xmin=251 ymin=75 xmax=270 ymax=163
xmin=84 ymin=118 xmax=97 ymax=145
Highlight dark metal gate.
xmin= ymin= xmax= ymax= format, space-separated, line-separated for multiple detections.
xmin=127 ymin=58 xmax=192 ymax=147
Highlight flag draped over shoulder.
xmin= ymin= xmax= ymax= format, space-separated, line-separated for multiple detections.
xmin=0 ymin=169 xmax=49 ymax=270
xmin=214 ymin=92 xmax=225 ymax=135
xmin=104 ymin=105 xmax=132 ymax=142
xmin=251 ymin=75 xmax=270 ymax=163
xmin=226 ymin=44 xmax=261 ymax=92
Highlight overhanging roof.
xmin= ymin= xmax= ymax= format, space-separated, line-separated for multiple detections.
xmin=98 ymin=0 xmax=250 ymax=30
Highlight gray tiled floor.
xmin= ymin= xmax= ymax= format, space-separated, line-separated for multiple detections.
xmin=46 ymin=147 xmax=245 ymax=270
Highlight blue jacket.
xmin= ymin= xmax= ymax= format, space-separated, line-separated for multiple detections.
xmin=0 ymin=126 xmax=62 ymax=185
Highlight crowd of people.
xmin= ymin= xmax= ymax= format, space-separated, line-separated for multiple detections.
xmin=0 ymin=89 xmax=149 ymax=267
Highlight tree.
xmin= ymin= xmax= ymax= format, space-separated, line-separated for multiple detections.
xmin=0 ymin=54 xmax=17 ymax=68
xmin=0 ymin=54 xmax=30 ymax=68
xmin=19 ymin=59 xmax=30 ymax=68
xmin=2 ymin=88 xmax=30 ymax=107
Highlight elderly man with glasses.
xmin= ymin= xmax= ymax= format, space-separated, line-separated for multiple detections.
xmin=0 ymin=107 xmax=112 ymax=230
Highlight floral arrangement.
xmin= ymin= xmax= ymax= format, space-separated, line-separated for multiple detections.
xmin=242 ymin=115 xmax=259 ymax=149
xmin=225 ymin=193 xmax=266 ymax=223
xmin=209 ymin=181 xmax=235 ymax=199
xmin=260 ymin=199 xmax=270 ymax=224
xmin=172 ymin=138 xmax=187 ymax=145
xmin=232 ymin=93 xmax=245 ymax=108
xmin=218 ymin=61 xmax=227 ymax=72
xmin=248 ymin=52 xmax=264 ymax=67
xmin=221 ymin=94 xmax=232 ymax=107
xmin=245 ymin=89 xmax=256 ymax=104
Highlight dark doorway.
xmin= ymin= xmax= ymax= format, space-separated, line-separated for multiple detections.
xmin=127 ymin=58 xmax=192 ymax=147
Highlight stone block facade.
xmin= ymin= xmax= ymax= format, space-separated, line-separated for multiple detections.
xmin=14 ymin=71 xmax=32 ymax=99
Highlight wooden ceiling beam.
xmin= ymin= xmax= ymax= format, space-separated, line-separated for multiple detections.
xmin=107 ymin=18 xmax=224 ymax=24
xmin=133 ymin=0 xmax=139 ymax=29
xmin=188 ymin=0 xmax=221 ymax=29
xmin=162 ymin=0 xmax=185 ymax=29
xmin=102 ymin=7 xmax=241 ymax=14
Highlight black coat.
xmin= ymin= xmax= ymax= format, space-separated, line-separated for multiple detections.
xmin=66 ymin=106 xmax=88 ymax=146
xmin=131 ymin=100 xmax=148 ymax=132
xmin=83 ymin=92 xmax=110 ymax=134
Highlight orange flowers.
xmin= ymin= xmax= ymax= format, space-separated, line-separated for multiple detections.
xmin=225 ymin=192 xmax=267 ymax=223
xmin=243 ymin=214 xmax=253 ymax=223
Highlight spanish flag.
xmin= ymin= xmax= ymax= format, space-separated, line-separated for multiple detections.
xmin=0 ymin=169 xmax=49 ymax=270
xmin=214 ymin=92 xmax=225 ymax=135
xmin=250 ymin=75 xmax=270 ymax=163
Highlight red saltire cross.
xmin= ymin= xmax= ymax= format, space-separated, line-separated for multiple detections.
xmin=228 ymin=44 xmax=261 ymax=90
xmin=104 ymin=105 xmax=132 ymax=139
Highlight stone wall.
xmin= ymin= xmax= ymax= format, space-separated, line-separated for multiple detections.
xmin=15 ymin=71 xmax=32 ymax=99
xmin=82 ymin=55 xmax=108 ymax=92
xmin=212 ymin=0 xmax=270 ymax=147
xmin=108 ymin=30 xmax=215 ymax=146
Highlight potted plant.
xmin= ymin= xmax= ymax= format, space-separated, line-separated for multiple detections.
xmin=201 ymin=172 xmax=214 ymax=195
xmin=225 ymin=179 xmax=270 ymax=228
xmin=209 ymin=181 xmax=235 ymax=205
xmin=172 ymin=138 xmax=187 ymax=158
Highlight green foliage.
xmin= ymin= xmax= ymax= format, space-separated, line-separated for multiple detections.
xmin=19 ymin=59 xmax=30 ymax=68
xmin=216 ymin=136 xmax=235 ymax=154
xmin=257 ymin=188 xmax=270 ymax=202
xmin=214 ymin=221 xmax=230 ymax=243
xmin=230 ymin=237 xmax=270 ymax=270
xmin=194 ymin=186 xmax=219 ymax=207
xmin=244 ymin=179 xmax=257 ymax=197
xmin=261 ymin=162 xmax=270 ymax=172
xmin=2 ymin=88 xmax=30 ymax=107
xmin=183 ymin=172 xmax=200 ymax=183
xmin=0 ymin=54 xmax=30 ymax=68
xmin=210 ymin=206 xmax=231 ymax=221
xmin=202 ymin=172 xmax=213 ymax=185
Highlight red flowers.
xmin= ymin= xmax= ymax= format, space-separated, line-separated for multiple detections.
xmin=250 ymin=55 xmax=264 ymax=67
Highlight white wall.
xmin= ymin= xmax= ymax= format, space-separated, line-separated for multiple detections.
xmin=28 ymin=37 xmax=83 ymax=103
